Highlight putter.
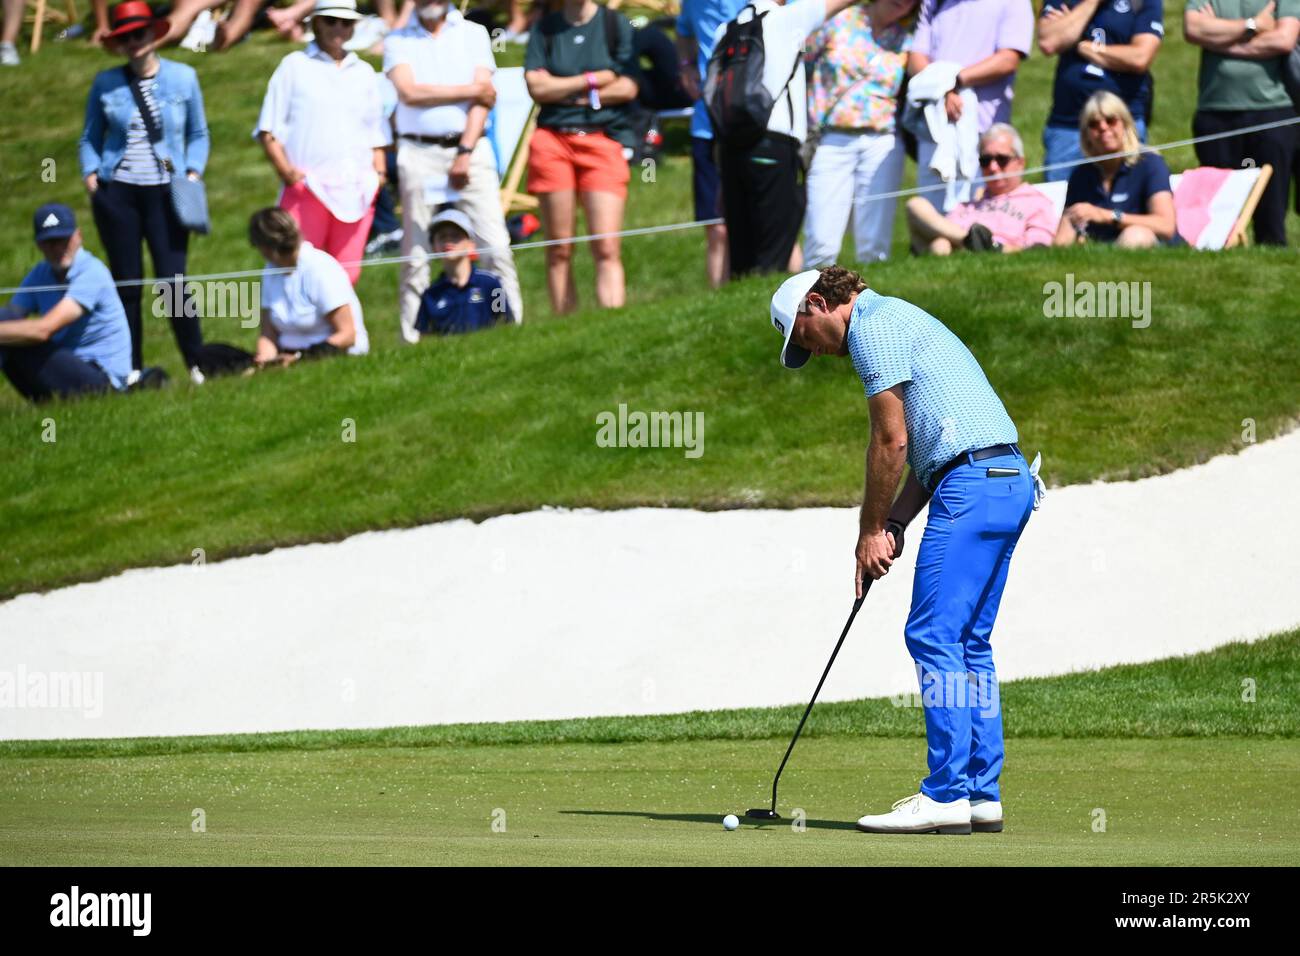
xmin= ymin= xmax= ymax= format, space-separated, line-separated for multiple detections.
xmin=746 ymin=579 xmax=873 ymax=821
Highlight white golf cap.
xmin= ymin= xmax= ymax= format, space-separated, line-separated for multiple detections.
xmin=429 ymin=207 xmax=476 ymax=244
xmin=311 ymin=0 xmax=364 ymax=19
xmin=770 ymin=269 xmax=821 ymax=369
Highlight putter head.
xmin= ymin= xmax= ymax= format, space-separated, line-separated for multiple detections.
xmin=745 ymin=808 xmax=781 ymax=821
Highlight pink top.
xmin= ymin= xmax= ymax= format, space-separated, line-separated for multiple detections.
xmin=946 ymin=182 xmax=1057 ymax=250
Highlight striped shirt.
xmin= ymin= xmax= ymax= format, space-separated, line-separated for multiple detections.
xmin=115 ymin=76 xmax=170 ymax=186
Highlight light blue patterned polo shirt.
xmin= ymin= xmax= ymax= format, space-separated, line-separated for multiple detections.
xmin=847 ymin=289 xmax=1017 ymax=490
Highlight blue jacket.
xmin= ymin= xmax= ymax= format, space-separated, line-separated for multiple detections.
xmin=79 ymin=59 xmax=210 ymax=181
xmin=416 ymin=267 xmax=513 ymax=335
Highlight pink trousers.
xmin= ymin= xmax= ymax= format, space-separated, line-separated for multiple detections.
xmin=279 ymin=181 xmax=376 ymax=285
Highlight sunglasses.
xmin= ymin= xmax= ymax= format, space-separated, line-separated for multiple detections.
xmin=1087 ymin=115 xmax=1122 ymax=130
xmin=317 ymin=15 xmax=355 ymax=27
xmin=978 ymin=153 xmax=1018 ymax=167
xmin=115 ymin=27 xmax=150 ymax=43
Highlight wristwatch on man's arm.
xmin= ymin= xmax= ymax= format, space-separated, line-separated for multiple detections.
xmin=1244 ymin=16 xmax=1258 ymax=38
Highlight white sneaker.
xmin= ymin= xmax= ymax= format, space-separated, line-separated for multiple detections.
xmin=189 ymin=366 xmax=206 ymax=385
xmin=971 ymin=799 xmax=1003 ymax=833
xmin=364 ymin=228 xmax=403 ymax=258
xmin=856 ymin=793 xmax=971 ymax=835
xmin=0 ymin=42 xmax=19 ymax=67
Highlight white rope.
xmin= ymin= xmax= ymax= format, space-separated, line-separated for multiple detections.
xmin=4 ymin=114 xmax=1297 ymax=297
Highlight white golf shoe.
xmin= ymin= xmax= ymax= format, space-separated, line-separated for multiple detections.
xmin=971 ymin=799 xmax=1003 ymax=833
xmin=856 ymin=793 xmax=971 ymax=835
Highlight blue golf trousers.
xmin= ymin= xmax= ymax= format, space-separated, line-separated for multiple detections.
xmin=905 ymin=449 xmax=1034 ymax=804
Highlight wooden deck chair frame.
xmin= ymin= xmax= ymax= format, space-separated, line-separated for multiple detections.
xmin=27 ymin=0 xmax=80 ymax=54
xmin=499 ymin=103 xmax=540 ymax=214
xmin=1223 ymin=163 xmax=1272 ymax=248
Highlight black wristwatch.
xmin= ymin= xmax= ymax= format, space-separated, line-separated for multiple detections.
xmin=455 ymin=142 xmax=474 ymax=155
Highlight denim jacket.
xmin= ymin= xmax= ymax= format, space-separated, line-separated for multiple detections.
xmin=79 ymin=58 xmax=211 ymax=181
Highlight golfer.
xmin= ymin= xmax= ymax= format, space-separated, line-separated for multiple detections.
xmin=771 ymin=265 xmax=1042 ymax=835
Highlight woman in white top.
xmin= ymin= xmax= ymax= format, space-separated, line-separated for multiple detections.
xmin=255 ymin=0 xmax=388 ymax=284
xmin=249 ymin=208 xmax=369 ymax=365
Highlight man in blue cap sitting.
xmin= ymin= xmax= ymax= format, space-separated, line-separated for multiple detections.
xmin=1 ymin=204 xmax=133 ymax=402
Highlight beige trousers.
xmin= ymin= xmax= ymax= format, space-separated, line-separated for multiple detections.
xmin=396 ymin=137 xmax=523 ymax=342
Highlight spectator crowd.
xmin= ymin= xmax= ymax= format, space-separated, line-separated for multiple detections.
xmin=2 ymin=0 xmax=1298 ymax=401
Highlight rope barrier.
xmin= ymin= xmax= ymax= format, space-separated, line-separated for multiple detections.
xmin=3 ymin=114 xmax=1297 ymax=297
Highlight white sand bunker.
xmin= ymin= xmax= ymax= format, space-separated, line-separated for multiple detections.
xmin=3 ymin=430 xmax=1298 ymax=741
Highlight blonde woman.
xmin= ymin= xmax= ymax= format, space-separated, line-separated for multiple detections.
xmin=1053 ymin=91 xmax=1175 ymax=248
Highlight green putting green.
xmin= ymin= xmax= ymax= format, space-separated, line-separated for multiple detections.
xmin=2 ymin=633 xmax=1296 ymax=865
xmin=1 ymin=737 xmax=1295 ymax=866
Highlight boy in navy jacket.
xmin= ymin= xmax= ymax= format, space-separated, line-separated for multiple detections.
xmin=415 ymin=208 xmax=516 ymax=335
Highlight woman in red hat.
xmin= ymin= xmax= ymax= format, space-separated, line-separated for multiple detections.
xmin=79 ymin=2 xmax=211 ymax=382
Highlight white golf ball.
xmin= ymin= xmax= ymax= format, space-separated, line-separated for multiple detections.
xmin=722 ymin=814 xmax=740 ymax=831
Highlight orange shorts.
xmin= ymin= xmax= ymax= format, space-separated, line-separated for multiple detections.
xmin=527 ymin=126 xmax=630 ymax=197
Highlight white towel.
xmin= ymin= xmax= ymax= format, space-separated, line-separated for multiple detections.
xmin=1029 ymin=452 xmax=1046 ymax=511
xmin=904 ymin=62 xmax=980 ymax=191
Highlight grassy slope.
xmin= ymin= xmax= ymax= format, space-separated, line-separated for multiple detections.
xmin=3 ymin=628 xmax=1295 ymax=758
xmin=2 ymin=245 xmax=1296 ymax=599
xmin=2 ymin=634 xmax=1297 ymax=864
xmin=1 ymin=16 xmax=1298 ymax=601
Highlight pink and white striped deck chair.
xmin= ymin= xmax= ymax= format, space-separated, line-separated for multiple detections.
xmin=1171 ymin=165 xmax=1273 ymax=249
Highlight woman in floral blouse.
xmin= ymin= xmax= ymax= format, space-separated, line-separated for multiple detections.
xmin=803 ymin=0 xmax=917 ymax=265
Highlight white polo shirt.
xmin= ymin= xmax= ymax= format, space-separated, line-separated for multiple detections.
xmin=256 ymin=44 xmax=387 ymax=223
xmin=712 ymin=0 xmax=828 ymax=142
xmin=383 ymin=10 xmax=497 ymax=138
xmin=261 ymin=242 xmax=369 ymax=356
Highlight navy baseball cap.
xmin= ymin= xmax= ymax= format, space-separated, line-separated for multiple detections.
xmin=34 ymin=203 xmax=77 ymax=242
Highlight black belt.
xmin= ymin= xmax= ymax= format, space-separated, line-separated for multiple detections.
xmin=400 ymin=133 xmax=463 ymax=147
xmin=929 ymin=443 xmax=1021 ymax=493
xmin=544 ymin=125 xmax=605 ymax=136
